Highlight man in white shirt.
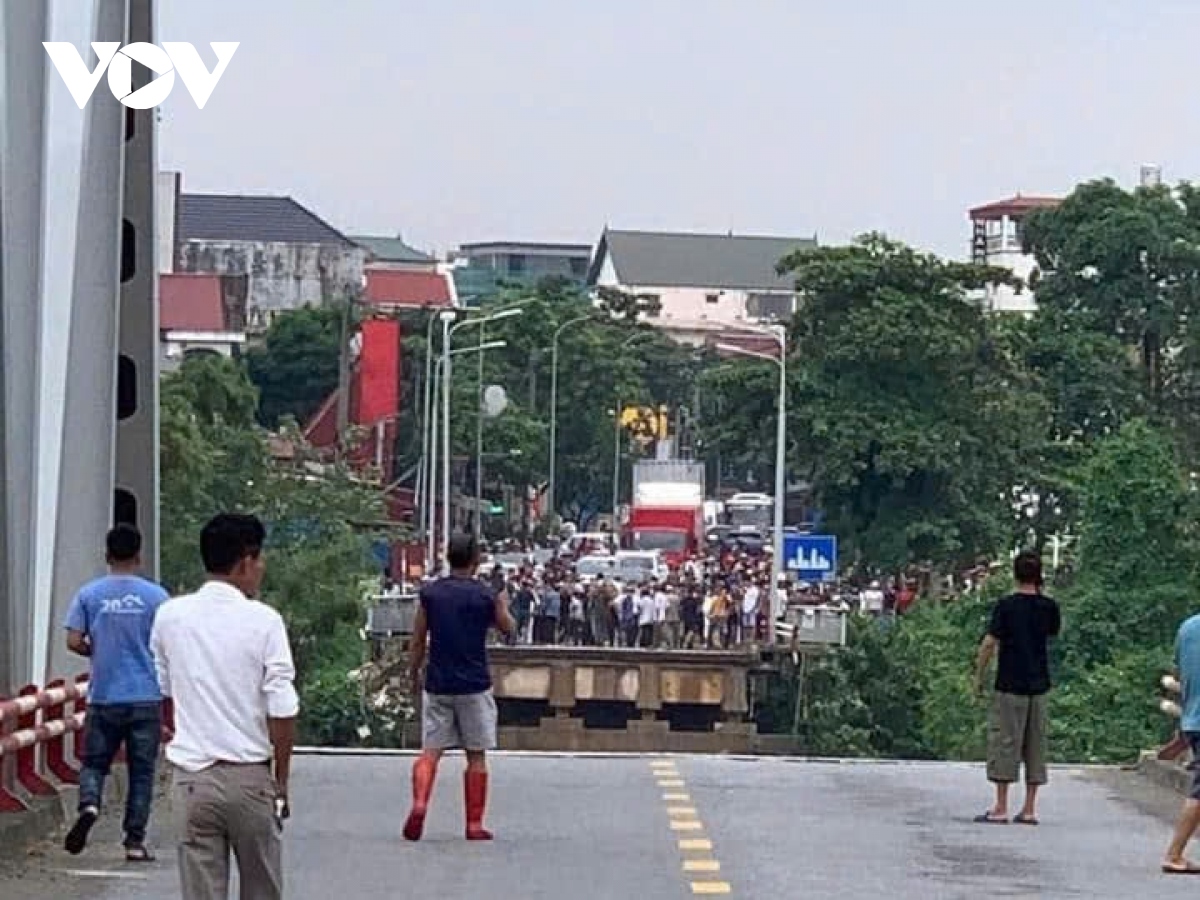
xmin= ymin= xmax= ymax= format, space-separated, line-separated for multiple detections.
xmin=151 ymin=513 xmax=298 ymax=900
xmin=637 ymin=586 xmax=656 ymax=648
xmin=861 ymin=581 xmax=886 ymax=616
xmin=741 ymin=584 xmax=761 ymax=644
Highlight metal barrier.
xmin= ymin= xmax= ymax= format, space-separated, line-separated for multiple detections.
xmin=0 ymin=676 xmax=88 ymax=812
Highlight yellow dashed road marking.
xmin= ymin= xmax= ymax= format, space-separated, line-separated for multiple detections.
xmin=691 ymin=881 xmax=732 ymax=895
xmin=648 ymin=760 xmax=734 ymax=895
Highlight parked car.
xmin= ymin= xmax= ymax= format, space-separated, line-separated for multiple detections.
xmin=574 ymin=554 xmax=617 ymax=584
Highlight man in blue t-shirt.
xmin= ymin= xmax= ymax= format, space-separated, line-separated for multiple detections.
xmin=1164 ymin=612 xmax=1200 ymax=873
xmin=62 ymin=524 xmax=169 ymax=862
xmin=403 ymin=534 xmax=515 ymax=842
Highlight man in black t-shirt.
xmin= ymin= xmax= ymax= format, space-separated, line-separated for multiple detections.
xmin=973 ymin=550 xmax=1061 ymax=825
xmin=403 ymin=534 xmax=515 ymax=842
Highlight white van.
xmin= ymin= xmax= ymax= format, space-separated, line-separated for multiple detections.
xmin=614 ymin=550 xmax=668 ymax=585
xmin=574 ymin=554 xmax=617 ymax=584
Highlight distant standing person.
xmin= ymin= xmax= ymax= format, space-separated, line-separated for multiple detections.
xmin=63 ymin=524 xmax=169 ymax=862
xmin=151 ymin=513 xmax=299 ymax=900
xmin=404 ymin=534 xmax=516 ymax=842
xmin=1161 ymin=611 xmax=1200 ymax=873
xmin=973 ymin=551 xmax=1061 ymax=825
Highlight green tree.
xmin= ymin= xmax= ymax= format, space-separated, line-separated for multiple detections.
xmin=159 ymin=353 xmax=386 ymax=744
xmin=1058 ymin=420 xmax=1199 ymax=675
xmin=245 ymin=303 xmax=347 ymax=427
xmin=1024 ymin=179 xmax=1200 ymax=457
xmin=758 ymin=235 xmax=1026 ymax=574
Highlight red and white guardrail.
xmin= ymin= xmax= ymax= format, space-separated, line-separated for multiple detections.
xmin=0 ymin=675 xmax=88 ymax=813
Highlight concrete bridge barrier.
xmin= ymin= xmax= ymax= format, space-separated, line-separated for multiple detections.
xmin=487 ymin=646 xmax=760 ymax=753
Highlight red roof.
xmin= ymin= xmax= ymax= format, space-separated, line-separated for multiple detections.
xmin=364 ymin=268 xmax=453 ymax=309
xmin=969 ymin=195 xmax=1061 ymax=221
xmin=160 ymin=273 xmax=227 ymax=331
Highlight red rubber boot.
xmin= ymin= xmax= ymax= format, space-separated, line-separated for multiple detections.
xmin=403 ymin=755 xmax=438 ymax=841
xmin=464 ymin=770 xmax=493 ymax=841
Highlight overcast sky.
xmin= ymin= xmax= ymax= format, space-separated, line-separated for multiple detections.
xmin=49 ymin=0 xmax=1200 ymax=259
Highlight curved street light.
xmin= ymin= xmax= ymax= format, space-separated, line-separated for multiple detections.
xmin=440 ymin=308 xmax=523 ymax=569
xmin=715 ymin=322 xmax=787 ymax=643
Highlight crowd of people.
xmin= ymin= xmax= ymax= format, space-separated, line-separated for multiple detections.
xmin=478 ymin=551 xmax=783 ymax=650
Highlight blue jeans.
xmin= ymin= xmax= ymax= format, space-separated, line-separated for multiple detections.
xmin=78 ymin=702 xmax=161 ymax=846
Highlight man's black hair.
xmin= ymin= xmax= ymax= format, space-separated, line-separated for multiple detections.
xmin=1013 ymin=550 xmax=1043 ymax=587
xmin=200 ymin=513 xmax=266 ymax=575
xmin=447 ymin=533 xmax=479 ymax=570
xmin=106 ymin=523 xmax=142 ymax=562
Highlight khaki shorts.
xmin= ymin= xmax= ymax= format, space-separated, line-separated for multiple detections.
xmin=987 ymin=691 xmax=1048 ymax=785
xmin=422 ymin=690 xmax=498 ymax=751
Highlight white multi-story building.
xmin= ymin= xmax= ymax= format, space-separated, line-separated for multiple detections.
xmin=969 ymin=194 xmax=1061 ymax=314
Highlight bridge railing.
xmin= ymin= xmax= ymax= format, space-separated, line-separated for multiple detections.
xmin=0 ymin=675 xmax=89 ymax=813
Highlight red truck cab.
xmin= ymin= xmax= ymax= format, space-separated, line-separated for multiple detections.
xmin=624 ymin=506 xmax=704 ymax=567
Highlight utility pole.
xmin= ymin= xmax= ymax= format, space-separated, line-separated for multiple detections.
xmin=473 ymin=324 xmax=485 ymax=541
xmin=335 ymin=291 xmax=354 ymax=460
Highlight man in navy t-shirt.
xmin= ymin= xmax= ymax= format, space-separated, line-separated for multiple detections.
xmin=403 ymin=534 xmax=515 ymax=842
xmin=62 ymin=524 xmax=169 ymax=861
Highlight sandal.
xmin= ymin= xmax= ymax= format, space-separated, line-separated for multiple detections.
xmin=1014 ymin=814 xmax=1039 ymax=826
xmin=973 ymin=812 xmax=1009 ymax=824
xmin=125 ymin=844 xmax=156 ymax=863
xmin=1162 ymin=860 xmax=1200 ymax=875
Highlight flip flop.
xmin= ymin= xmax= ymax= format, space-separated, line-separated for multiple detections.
xmin=125 ymin=844 xmax=156 ymax=863
xmin=1162 ymin=861 xmax=1200 ymax=875
xmin=973 ymin=812 xmax=1009 ymax=824
xmin=1014 ymin=814 xmax=1039 ymax=826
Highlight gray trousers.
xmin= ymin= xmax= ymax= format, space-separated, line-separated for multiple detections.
xmin=173 ymin=763 xmax=283 ymax=900
xmin=986 ymin=691 xmax=1049 ymax=785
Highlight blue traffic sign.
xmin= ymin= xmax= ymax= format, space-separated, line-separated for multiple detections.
xmin=783 ymin=534 xmax=838 ymax=581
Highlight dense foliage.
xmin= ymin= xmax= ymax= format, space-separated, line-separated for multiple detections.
xmin=752 ymin=179 xmax=1200 ymax=763
xmin=160 ymin=354 xmax=385 ymax=743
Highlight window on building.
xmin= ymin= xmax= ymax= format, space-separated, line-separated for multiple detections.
xmin=642 ymin=295 xmax=661 ymax=317
xmin=706 ymin=292 xmax=720 ymax=304
xmin=569 ymin=257 xmax=587 ymax=278
xmin=747 ymin=293 xmax=795 ymax=321
xmin=508 ymin=254 xmax=527 ymax=274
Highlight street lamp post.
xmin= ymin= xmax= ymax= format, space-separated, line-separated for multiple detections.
xmin=548 ymin=313 xmax=597 ymax=519
xmin=474 ymin=324 xmax=486 ymax=541
xmin=440 ymin=308 xmax=523 ymax=566
xmin=416 ymin=311 xmax=441 ymax=540
xmin=716 ymin=324 xmax=787 ymax=643
xmin=425 ymin=351 xmax=442 ymax=570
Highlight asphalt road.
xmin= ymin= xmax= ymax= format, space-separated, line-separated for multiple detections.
xmin=1 ymin=754 xmax=1197 ymax=899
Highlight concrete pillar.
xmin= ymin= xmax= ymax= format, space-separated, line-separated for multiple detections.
xmin=115 ymin=0 xmax=161 ymax=577
xmin=47 ymin=0 xmax=130 ymax=681
xmin=0 ymin=0 xmax=50 ymax=693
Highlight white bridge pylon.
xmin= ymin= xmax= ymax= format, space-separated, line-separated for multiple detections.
xmin=0 ymin=0 xmax=159 ymax=694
